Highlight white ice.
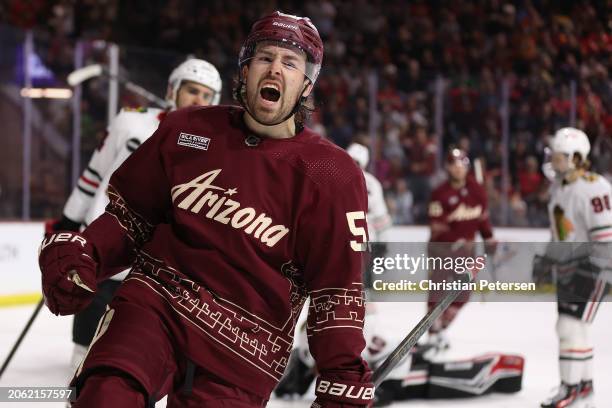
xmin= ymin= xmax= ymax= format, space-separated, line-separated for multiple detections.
xmin=1 ymin=300 xmax=610 ymax=407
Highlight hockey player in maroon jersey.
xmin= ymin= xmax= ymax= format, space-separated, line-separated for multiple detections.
xmin=38 ymin=11 xmax=373 ymax=408
xmin=426 ymin=148 xmax=497 ymax=351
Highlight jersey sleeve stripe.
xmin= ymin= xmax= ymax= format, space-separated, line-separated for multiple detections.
xmin=85 ymin=166 xmax=103 ymax=181
xmin=592 ymin=231 xmax=612 ymax=241
xmin=77 ymin=185 xmax=95 ymax=197
xmin=559 ymin=348 xmax=594 ymax=353
xmin=79 ymin=175 xmax=100 ymax=188
xmin=590 ymin=230 xmax=612 ymax=241
xmin=588 ymin=225 xmax=612 ymax=233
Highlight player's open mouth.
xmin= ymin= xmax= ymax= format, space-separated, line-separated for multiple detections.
xmin=260 ymin=84 xmax=281 ymax=102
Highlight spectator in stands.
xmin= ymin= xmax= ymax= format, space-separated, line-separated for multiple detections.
xmin=389 ymin=178 xmax=414 ymax=225
xmin=403 ymin=125 xmax=437 ymax=222
xmin=1 ymin=0 xmax=609 ymax=226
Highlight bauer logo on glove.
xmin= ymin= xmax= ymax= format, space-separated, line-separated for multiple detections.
xmin=38 ymin=231 xmax=98 ymax=316
xmin=39 ymin=232 xmax=88 ymax=253
xmin=314 ymin=376 xmax=375 ymax=406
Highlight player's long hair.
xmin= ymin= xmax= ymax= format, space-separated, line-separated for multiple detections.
xmin=572 ymin=153 xmax=591 ymax=171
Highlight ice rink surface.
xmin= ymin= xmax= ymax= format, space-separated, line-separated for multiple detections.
xmin=1 ymin=299 xmax=610 ymax=407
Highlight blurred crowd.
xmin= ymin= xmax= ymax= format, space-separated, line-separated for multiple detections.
xmin=1 ymin=0 xmax=610 ymax=226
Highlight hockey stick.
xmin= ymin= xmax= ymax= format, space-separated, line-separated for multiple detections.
xmin=0 ymin=270 xmax=92 ymax=380
xmin=0 ymin=299 xmax=44 ymax=379
xmin=67 ymin=64 xmax=169 ymax=109
xmin=489 ymin=244 xmax=518 ymax=276
xmin=372 ymin=270 xmax=475 ymax=387
xmin=472 ymin=158 xmax=490 ymax=302
xmin=473 ymin=158 xmax=484 ymax=185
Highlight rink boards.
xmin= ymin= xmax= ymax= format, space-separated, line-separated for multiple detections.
xmin=0 ymin=222 xmax=550 ymax=305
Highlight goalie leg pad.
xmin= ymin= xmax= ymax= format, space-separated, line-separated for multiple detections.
xmin=376 ymin=352 xmax=524 ymax=403
xmin=426 ymin=353 xmax=524 ymax=398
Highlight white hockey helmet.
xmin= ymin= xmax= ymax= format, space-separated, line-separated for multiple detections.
xmin=551 ymin=127 xmax=590 ymax=162
xmin=347 ymin=143 xmax=369 ymax=170
xmin=167 ymin=58 xmax=222 ymax=108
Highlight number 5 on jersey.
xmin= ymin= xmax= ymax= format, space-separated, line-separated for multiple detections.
xmin=346 ymin=211 xmax=368 ymax=251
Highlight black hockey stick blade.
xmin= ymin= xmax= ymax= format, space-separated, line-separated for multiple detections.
xmin=372 ymin=271 xmax=474 ymax=387
xmin=0 ymin=299 xmax=44 ymax=379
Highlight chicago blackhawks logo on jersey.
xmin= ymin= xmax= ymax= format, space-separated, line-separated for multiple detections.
xmin=553 ymin=205 xmax=574 ymax=241
xmin=171 ymin=169 xmax=289 ymax=247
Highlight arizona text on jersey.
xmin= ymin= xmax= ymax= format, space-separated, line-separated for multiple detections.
xmin=428 ymin=176 xmax=493 ymax=242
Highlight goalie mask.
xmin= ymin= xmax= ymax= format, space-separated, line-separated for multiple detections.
xmin=549 ymin=127 xmax=590 ymax=175
xmin=167 ymin=59 xmax=222 ymax=108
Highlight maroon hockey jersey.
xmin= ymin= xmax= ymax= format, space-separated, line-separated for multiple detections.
xmin=83 ymin=105 xmax=371 ymax=398
xmin=428 ymin=176 xmax=493 ymax=242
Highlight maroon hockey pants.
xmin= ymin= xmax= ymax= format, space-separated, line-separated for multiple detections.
xmin=74 ymin=371 xmax=264 ymax=407
xmin=71 ymin=295 xmax=266 ymax=407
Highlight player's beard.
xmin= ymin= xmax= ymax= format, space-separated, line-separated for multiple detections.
xmin=245 ymin=78 xmax=298 ymax=126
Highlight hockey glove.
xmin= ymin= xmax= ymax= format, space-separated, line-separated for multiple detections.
xmin=311 ymin=373 xmax=375 ymax=407
xmin=39 ymin=231 xmax=97 ymax=316
xmin=531 ymin=254 xmax=554 ymax=285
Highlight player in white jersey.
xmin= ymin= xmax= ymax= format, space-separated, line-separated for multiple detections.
xmin=346 ymin=143 xmax=392 ymax=242
xmin=346 ymin=142 xmax=392 ymax=290
xmin=47 ymin=58 xmax=222 ymax=370
xmin=536 ymin=127 xmax=611 ymax=408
